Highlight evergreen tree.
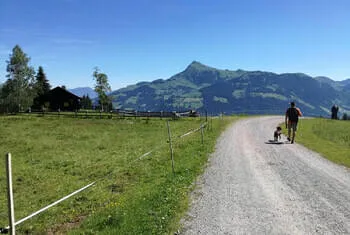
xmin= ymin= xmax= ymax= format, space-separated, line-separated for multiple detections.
xmin=1 ymin=45 xmax=35 ymax=112
xmin=32 ymin=66 xmax=52 ymax=109
xmin=81 ymin=95 xmax=93 ymax=109
xmin=35 ymin=66 xmax=51 ymax=96
xmin=93 ymin=67 xmax=111 ymax=111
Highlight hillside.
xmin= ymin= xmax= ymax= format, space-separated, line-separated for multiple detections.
xmin=109 ymin=61 xmax=350 ymax=116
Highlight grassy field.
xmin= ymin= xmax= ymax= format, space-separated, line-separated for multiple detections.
xmin=0 ymin=115 xmax=239 ymax=234
xmin=285 ymin=118 xmax=350 ymax=168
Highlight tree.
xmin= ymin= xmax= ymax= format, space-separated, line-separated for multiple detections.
xmin=34 ymin=66 xmax=51 ymax=96
xmin=331 ymin=104 xmax=339 ymax=119
xmin=342 ymin=113 xmax=348 ymax=121
xmin=93 ymin=67 xmax=111 ymax=111
xmin=32 ymin=66 xmax=52 ymax=109
xmin=81 ymin=95 xmax=92 ymax=109
xmin=1 ymin=45 xmax=35 ymax=112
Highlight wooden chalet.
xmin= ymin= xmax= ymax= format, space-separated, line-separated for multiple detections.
xmin=34 ymin=86 xmax=81 ymax=111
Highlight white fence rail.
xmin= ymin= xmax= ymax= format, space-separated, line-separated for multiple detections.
xmin=1 ymin=154 xmax=95 ymax=234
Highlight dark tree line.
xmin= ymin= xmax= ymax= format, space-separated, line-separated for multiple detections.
xmin=81 ymin=95 xmax=93 ymax=109
xmin=0 ymin=45 xmax=51 ymax=113
xmin=331 ymin=104 xmax=349 ymax=121
xmin=1 ymin=45 xmax=113 ymax=113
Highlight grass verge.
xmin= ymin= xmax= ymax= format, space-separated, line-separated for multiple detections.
xmin=283 ymin=118 xmax=350 ymax=168
xmin=0 ymin=115 xmax=239 ymax=234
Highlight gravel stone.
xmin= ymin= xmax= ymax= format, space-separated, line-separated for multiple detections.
xmin=181 ymin=116 xmax=350 ymax=234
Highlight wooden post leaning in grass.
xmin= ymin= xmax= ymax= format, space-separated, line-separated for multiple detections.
xmin=166 ymin=121 xmax=175 ymax=176
xmin=208 ymin=116 xmax=211 ymax=131
xmin=6 ymin=153 xmax=16 ymax=235
xmin=200 ymin=124 xmax=204 ymax=145
xmin=220 ymin=112 xmax=223 ymax=128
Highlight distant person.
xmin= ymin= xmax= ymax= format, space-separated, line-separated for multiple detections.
xmin=285 ymin=102 xmax=302 ymax=144
xmin=331 ymin=104 xmax=339 ymax=119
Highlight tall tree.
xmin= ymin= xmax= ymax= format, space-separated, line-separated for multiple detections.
xmin=34 ymin=66 xmax=51 ymax=96
xmin=81 ymin=95 xmax=92 ymax=109
xmin=2 ymin=45 xmax=35 ymax=112
xmin=93 ymin=67 xmax=111 ymax=111
xmin=32 ymin=66 xmax=52 ymax=109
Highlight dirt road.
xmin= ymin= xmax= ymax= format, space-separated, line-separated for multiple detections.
xmin=182 ymin=116 xmax=350 ymax=234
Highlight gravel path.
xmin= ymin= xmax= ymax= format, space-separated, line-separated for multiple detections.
xmin=182 ymin=116 xmax=350 ymax=234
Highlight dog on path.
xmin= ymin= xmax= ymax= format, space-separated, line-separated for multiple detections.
xmin=274 ymin=126 xmax=282 ymax=141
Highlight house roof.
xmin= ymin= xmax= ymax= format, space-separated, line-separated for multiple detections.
xmin=49 ymin=86 xmax=82 ymax=100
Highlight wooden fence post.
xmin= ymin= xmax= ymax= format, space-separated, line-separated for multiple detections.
xmin=166 ymin=121 xmax=175 ymax=176
xmin=6 ymin=153 xmax=15 ymax=235
xmin=200 ymin=124 xmax=204 ymax=144
xmin=220 ymin=112 xmax=223 ymax=127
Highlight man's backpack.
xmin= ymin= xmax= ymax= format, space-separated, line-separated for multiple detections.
xmin=287 ymin=107 xmax=299 ymax=122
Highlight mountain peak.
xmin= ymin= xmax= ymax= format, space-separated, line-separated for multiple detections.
xmin=185 ymin=61 xmax=212 ymax=71
xmin=189 ymin=60 xmax=205 ymax=66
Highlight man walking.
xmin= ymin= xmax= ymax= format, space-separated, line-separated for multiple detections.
xmin=285 ymin=102 xmax=302 ymax=144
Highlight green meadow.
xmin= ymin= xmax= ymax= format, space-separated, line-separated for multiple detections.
xmin=0 ymin=115 xmax=239 ymax=234
xmin=287 ymin=118 xmax=350 ymax=168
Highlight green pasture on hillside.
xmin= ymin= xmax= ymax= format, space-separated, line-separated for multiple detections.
xmin=287 ymin=118 xmax=350 ymax=168
xmin=0 ymin=115 xmax=239 ymax=234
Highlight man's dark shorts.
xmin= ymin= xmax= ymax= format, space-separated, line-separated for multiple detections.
xmin=288 ymin=121 xmax=298 ymax=131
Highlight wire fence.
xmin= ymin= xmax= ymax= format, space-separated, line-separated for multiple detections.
xmin=1 ymin=109 xmax=200 ymax=120
xmin=0 ymin=117 xmax=212 ymax=234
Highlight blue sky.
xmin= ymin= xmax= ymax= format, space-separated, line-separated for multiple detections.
xmin=1 ymin=0 xmax=350 ymax=90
